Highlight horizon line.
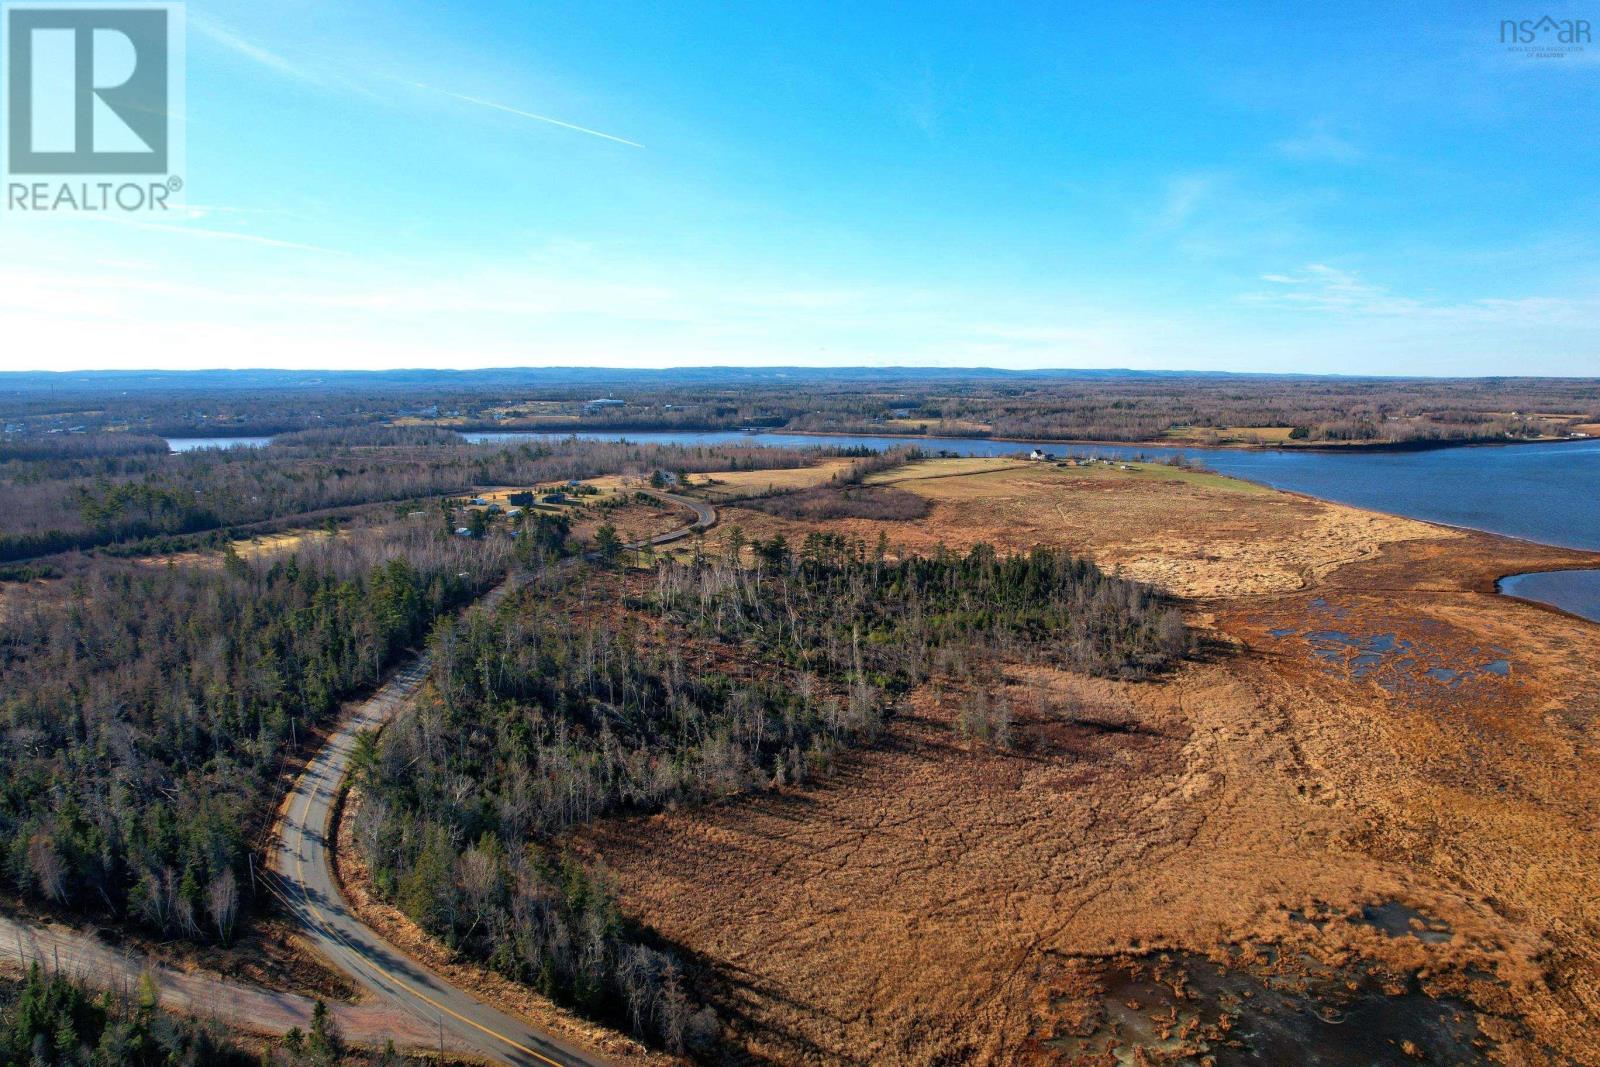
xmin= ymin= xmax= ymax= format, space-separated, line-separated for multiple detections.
xmin=1 ymin=365 xmax=1597 ymax=382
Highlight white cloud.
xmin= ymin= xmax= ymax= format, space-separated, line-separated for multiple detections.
xmin=1242 ymin=263 xmax=1597 ymax=325
xmin=1276 ymin=121 xmax=1364 ymax=164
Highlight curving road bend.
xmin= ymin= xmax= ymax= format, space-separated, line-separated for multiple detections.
xmin=268 ymin=491 xmax=715 ymax=1066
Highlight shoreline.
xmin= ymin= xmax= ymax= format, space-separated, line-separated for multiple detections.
xmin=449 ymin=424 xmax=1593 ymax=455
xmin=1494 ymin=567 xmax=1600 ymax=625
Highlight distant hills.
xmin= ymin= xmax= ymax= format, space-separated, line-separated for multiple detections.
xmin=0 ymin=366 xmax=1571 ymax=397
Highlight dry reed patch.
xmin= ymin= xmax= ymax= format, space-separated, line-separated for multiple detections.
xmin=577 ymin=656 xmax=1526 ymax=1064
xmin=1215 ymin=588 xmax=1600 ymax=1061
xmin=577 ymin=470 xmax=1600 ymax=1063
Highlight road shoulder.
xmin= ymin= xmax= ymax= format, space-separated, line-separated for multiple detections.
xmin=334 ymin=787 xmax=669 ymax=1066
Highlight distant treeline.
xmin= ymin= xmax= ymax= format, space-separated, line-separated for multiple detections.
xmin=0 ymin=435 xmax=820 ymax=563
xmin=2 ymin=371 xmax=1595 ymax=447
xmin=0 ymin=432 xmax=169 ymax=462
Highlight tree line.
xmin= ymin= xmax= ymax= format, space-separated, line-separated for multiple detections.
xmin=352 ymin=536 xmax=1188 ymax=1054
xmin=0 ymin=434 xmax=821 ymax=562
xmin=6 ymin=372 xmax=1596 ymax=455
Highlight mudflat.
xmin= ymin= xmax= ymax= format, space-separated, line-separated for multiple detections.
xmin=576 ymin=459 xmax=1600 ymax=1064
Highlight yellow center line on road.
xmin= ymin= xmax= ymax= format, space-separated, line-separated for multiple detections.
xmin=288 ymin=749 xmax=567 ymax=1067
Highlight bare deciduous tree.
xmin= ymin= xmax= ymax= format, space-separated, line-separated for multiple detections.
xmin=207 ymin=868 xmax=239 ymax=944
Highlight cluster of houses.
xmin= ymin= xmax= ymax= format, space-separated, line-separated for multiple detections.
xmin=1028 ymin=449 xmax=1136 ymax=471
xmin=452 ymin=480 xmax=585 ymax=537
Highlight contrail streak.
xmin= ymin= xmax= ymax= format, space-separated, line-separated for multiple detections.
xmin=415 ymin=82 xmax=644 ymax=148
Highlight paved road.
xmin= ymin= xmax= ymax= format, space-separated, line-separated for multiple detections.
xmin=269 ymin=491 xmax=715 ymax=1066
xmin=636 ymin=490 xmax=715 ymax=545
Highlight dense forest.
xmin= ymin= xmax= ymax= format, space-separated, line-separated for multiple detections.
xmin=353 ymin=537 xmax=1187 ymax=1052
xmin=0 ymin=521 xmax=520 ymax=942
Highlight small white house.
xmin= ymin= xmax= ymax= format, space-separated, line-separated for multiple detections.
xmin=1029 ymin=449 xmax=1054 ymax=461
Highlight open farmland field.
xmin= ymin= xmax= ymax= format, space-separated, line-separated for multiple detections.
xmin=1161 ymin=424 xmax=1300 ymax=445
xmin=140 ymin=526 xmax=335 ymax=569
xmin=863 ymin=455 xmax=1032 ymax=483
xmin=573 ymin=458 xmax=1600 ymax=1064
xmin=714 ymin=458 xmax=1415 ymax=598
xmin=685 ymin=458 xmax=858 ymax=500
xmin=881 ymin=417 xmax=994 ymax=434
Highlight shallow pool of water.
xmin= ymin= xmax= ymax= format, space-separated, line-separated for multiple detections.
xmin=1497 ymin=569 xmax=1600 ymax=624
xmin=1054 ymin=950 xmax=1487 ymax=1065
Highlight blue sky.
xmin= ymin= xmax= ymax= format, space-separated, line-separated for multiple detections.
xmin=4 ymin=0 xmax=1599 ymax=373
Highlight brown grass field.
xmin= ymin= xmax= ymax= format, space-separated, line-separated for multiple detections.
xmin=567 ymin=458 xmax=1600 ymax=1064
xmin=882 ymin=417 xmax=994 ymax=434
xmin=469 ymin=481 xmax=689 ymax=547
xmin=142 ymin=527 xmax=330 ymax=569
xmin=686 ymin=458 xmax=858 ymax=501
xmin=1161 ymin=424 xmax=1300 ymax=445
